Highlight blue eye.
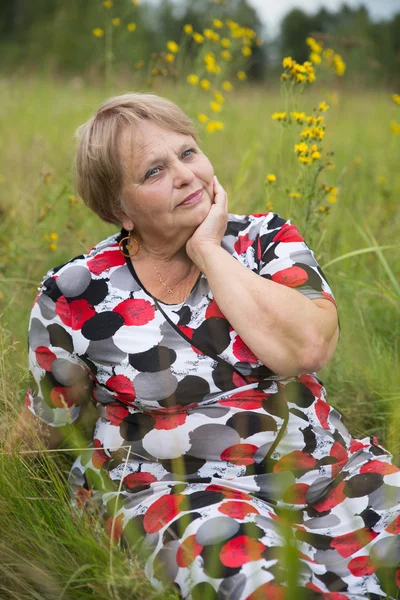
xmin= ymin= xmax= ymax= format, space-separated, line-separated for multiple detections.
xmin=145 ymin=148 xmax=196 ymax=178
xmin=147 ymin=167 xmax=159 ymax=178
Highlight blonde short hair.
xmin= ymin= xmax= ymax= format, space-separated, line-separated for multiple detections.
xmin=74 ymin=92 xmax=199 ymax=225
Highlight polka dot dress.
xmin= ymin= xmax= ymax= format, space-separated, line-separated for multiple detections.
xmin=26 ymin=213 xmax=400 ymax=599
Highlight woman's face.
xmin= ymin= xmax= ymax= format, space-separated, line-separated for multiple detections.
xmin=118 ymin=119 xmax=215 ymax=250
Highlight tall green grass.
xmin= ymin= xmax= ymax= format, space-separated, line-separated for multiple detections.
xmin=0 ymin=76 xmax=399 ymax=597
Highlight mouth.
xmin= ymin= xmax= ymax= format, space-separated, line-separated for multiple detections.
xmin=178 ymin=188 xmax=204 ymax=207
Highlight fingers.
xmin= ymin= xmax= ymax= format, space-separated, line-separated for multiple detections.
xmin=213 ymin=175 xmax=228 ymax=211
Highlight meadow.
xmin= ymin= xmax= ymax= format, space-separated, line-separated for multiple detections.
xmin=0 ymin=54 xmax=400 ymax=598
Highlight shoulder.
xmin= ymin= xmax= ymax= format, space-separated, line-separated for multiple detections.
xmin=38 ymin=231 xmax=124 ymax=301
xmin=223 ymin=212 xmax=290 ymax=256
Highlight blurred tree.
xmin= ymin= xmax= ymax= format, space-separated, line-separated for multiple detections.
xmin=280 ymin=8 xmax=326 ymax=63
xmin=177 ymin=0 xmax=267 ymax=79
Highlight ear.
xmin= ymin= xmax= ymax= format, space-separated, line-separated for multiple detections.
xmin=121 ymin=215 xmax=134 ymax=232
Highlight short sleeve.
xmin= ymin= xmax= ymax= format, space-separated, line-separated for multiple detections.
xmin=257 ymin=212 xmax=339 ymax=312
xmin=25 ymin=273 xmax=94 ymax=427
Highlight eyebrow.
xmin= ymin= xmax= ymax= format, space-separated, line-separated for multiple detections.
xmin=141 ymin=142 xmax=194 ymax=171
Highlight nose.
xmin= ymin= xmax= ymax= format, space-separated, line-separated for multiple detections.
xmin=172 ymin=158 xmax=196 ymax=186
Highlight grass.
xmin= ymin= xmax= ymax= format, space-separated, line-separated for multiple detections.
xmin=0 ymin=74 xmax=399 ymax=598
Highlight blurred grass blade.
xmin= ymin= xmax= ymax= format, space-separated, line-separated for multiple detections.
xmin=322 ymin=244 xmax=400 ymax=276
xmin=364 ymin=226 xmax=400 ymax=297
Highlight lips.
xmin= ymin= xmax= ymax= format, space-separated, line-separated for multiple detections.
xmin=179 ymin=188 xmax=203 ymax=206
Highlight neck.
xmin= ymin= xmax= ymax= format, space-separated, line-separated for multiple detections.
xmin=128 ymin=229 xmax=191 ymax=266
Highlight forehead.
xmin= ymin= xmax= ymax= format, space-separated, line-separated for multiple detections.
xmin=119 ymin=120 xmax=194 ymax=168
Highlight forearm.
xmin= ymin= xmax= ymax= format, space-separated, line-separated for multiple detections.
xmin=193 ymin=245 xmax=329 ymax=376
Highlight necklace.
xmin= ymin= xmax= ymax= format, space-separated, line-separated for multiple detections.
xmin=129 ymin=233 xmax=195 ymax=297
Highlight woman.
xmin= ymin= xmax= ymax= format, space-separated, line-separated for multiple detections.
xmin=19 ymin=93 xmax=399 ymax=599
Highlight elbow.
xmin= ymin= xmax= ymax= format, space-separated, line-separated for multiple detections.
xmin=300 ymin=329 xmax=339 ymax=374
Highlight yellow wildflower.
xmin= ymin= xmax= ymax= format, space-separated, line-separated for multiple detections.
xmin=312 ymin=151 xmax=322 ymax=160
xmin=392 ymin=94 xmax=400 ymax=106
xmin=306 ymin=37 xmax=323 ymax=54
xmin=166 ymin=53 xmax=175 ymax=63
xmin=134 ymin=60 xmax=144 ymax=70
xmin=281 ymin=73 xmax=289 ymax=81
xmin=319 ymin=101 xmax=329 ymax=112
xmin=354 ymin=156 xmax=362 ymax=165
xmin=310 ymin=144 xmax=319 ymax=153
xmin=272 ymin=112 xmax=287 ymax=121
xmin=204 ymin=28 xmax=215 ymax=40
xmin=295 ymin=142 xmax=308 ymax=154
xmin=282 ymin=57 xmax=293 ymax=69
xmin=151 ymin=68 xmax=159 ymax=76
xmin=266 ymin=174 xmax=276 ymax=183
xmin=213 ymin=18 xmax=224 ymax=29
xmin=307 ymin=71 xmax=316 ymax=83
xmin=193 ymin=33 xmax=205 ymax=44
xmin=222 ymin=81 xmax=233 ymax=92
xmin=318 ymin=206 xmax=325 ymax=212
xmin=242 ymin=46 xmax=252 ymax=57
xmin=214 ymin=91 xmax=224 ymax=103
xmin=376 ymin=176 xmax=386 ymax=186
xmin=298 ymin=156 xmax=312 ymax=165
xmin=103 ymin=0 xmax=112 ymax=8
xmin=291 ymin=111 xmax=306 ymax=123
xmin=310 ymin=52 xmax=321 ymax=65
xmin=237 ymin=71 xmax=247 ymax=81
xmin=210 ymin=101 xmax=222 ymax=113
xmin=289 ymin=192 xmax=301 ymax=199
xmin=221 ymin=38 xmax=231 ymax=48
xmin=187 ymin=74 xmax=199 ymax=85
xmin=111 ymin=17 xmax=120 ymax=26
xmin=296 ymin=73 xmax=306 ymax=83
xmin=390 ymin=120 xmax=400 ymax=135
xmin=206 ymin=120 xmax=224 ymax=133
xmin=92 ymin=28 xmax=104 ymax=37
xmin=209 ymin=64 xmax=221 ymax=74
xmin=167 ymin=40 xmax=179 ymax=53
xmin=68 ymin=195 xmax=77 ymax=203
xmin=49 ymin=232 xmax=59 ymax=241
xmin=226 ymin=19 xmax=239 ymax=30
xmin=198 ymin=114 xmax=209 ymax=123
xmin=266 ymin=201 xmax=273 ymax=211
xmin=323 ymin=48 xmax=334 ymax=64
xmin=127 ymin=23 xmax=137 ymax=32
xmin=184 ymin=24 xmax=193 ymax=34
xmin=328 ymin=195 xmax=337 ymax=204
xmin=221 ymin=50 xmax=232 ymax=61
xmin=333 ymin=54 xmax=346 ymax=76
xmin=200 ymin=79 xmax=211 ymax=90
xmin=49 ymin=242 xmax=57 ymax=252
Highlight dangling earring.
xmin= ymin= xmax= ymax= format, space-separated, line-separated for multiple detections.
xmin=118 ymin=229 xmax=140 ymax=257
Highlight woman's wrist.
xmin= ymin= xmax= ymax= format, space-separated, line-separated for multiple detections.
xmin=187 ymin=242 xmax=224 ymax=273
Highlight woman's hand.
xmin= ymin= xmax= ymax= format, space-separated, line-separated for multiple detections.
xmin=186 ymin=176 xmax=228 ymax=268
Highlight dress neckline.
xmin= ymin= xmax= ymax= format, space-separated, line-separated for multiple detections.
xmin=119 ymin=230 xmax=203 ymax=307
